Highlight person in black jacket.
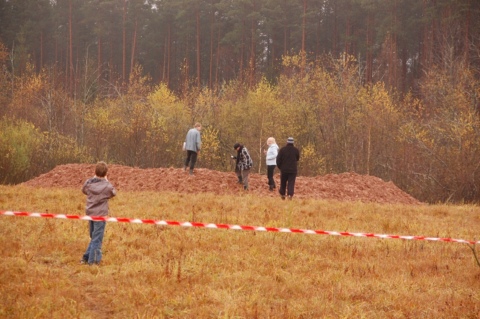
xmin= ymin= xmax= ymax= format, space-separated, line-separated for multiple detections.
xmin=276 ymin=137 xmax=300 ymax=200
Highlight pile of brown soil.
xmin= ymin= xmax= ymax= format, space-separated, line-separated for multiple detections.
xmin=21 ymin=164 xmax=421 ymax=205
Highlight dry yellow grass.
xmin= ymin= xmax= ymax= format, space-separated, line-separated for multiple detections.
xmin=0 ymin=185 xmax=479 ymax=318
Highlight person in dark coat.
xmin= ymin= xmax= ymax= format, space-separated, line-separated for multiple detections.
xmin=232 ymin=143 xmax=253 ymax=190
xmin=276 ymin=137 xmax=300 ymax=200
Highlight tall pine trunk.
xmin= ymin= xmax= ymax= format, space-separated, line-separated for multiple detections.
xmin=122 ymin=0 xmax=127 ymax=82
xmin=130 ymin=18 xmax=138 ymax=76
xmin=69 ymin=0 xmax=74 ymax=95
xmin=196 ymin=8 xmax=201 ymax=88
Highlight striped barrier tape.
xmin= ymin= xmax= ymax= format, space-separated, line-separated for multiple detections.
xmin=1 ymin=210 xmax=479 ymax=245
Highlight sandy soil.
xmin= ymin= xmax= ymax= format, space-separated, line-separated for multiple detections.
xmin=21 ymin=164 xmax=421 ymax=205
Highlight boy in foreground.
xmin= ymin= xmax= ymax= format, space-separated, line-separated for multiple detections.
xmin=81 ymin=161 xmax=116 ymax=265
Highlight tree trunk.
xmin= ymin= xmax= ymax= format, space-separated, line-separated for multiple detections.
xmin=130 ymin=17 xmax=138 ymax=76
xmin=215 ymin=29 xmax=220 ymax=91
xmin=162 ymin=34 xmax=167 ymax=84
xmin=345 ymin=18 xmax=351 ymax=56
xmin=333 ymin=1 xmax=337 ymax=55
xmin=239 ymin=16 xmax=245 ymax=83
xmin=464 ymin=0 xmax=471 ymax=64
xmin=209 ymin=2 xmax=215 ymax=89
xmin=122 ymin=0 xmax=127 ymax=82
xmin=249 ymin=0 xmax=256 ymax=87
xmin=392 ymin=0 xmax=398 ymax=89
xmin=301 ymin=0 xmax=307 ymax=53
xmin=69 ymin=0 xmax=74 ymax=95
xmin=162 ymin=23 xmax=172 ymax=86
xmin=365 ymin=13 xmax=373 ymax=84
xmin=196 ymin=8 xmax=201 ymax=88
xmin=97 ymin=36 xmax=102 ymax=79
xmin=40 ymin=31 xmax=43 ymax=70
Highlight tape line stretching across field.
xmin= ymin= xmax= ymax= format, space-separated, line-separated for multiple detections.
xmin=1 ymin=210 xmax=479 ymax=245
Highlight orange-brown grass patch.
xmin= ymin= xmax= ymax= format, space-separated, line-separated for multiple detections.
xmin=0 ymin=185 xmax=479 ymax=318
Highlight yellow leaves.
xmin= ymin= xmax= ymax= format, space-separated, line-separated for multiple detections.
xmin=200 ymin=126 xmax=222 ymax=170
xmin=149 ymin=83 xmax=177 ymax=106
xmin=0 ymin=118 xmax=43 ymax=183
xmin=41 ymin=131 xmax=92 ymax=164
xmin=127 ymin=64 xmax=152 ymax=99
xmin=85 ymin=102 xmax=123 ymax=146
xmin=357 ymin=82 xmax=397 ymax=118
xmin=247 ymin=78 xmax=278 ymax=115
xmin=86 ymin=103 xmax=120 ymax=130
xmin=298 ymin=143 xmax=325 ymax=176
xmin=281 ymin=54 xmax=304 ymax=68
xmin=190 ymin=87 xmax=217 ymax=122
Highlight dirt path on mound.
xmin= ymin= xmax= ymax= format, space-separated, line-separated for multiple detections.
xmin=21 ymin=164 xmax=421 ymax=205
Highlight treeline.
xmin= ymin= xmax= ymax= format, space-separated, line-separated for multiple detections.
xmin=1 ymin=48 xmax=480 ymax=203
xmin=0 ymin=0 xmax=479 ymax=93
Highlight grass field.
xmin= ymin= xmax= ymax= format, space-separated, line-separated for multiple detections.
xmin=1 ymin=185 xmax=479 ymax=318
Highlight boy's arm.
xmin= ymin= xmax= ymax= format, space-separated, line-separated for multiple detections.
xmin=108 ymin=180 xmax=117 ymax=198
xmin=81 ymin=178 xmax=91 ymax=195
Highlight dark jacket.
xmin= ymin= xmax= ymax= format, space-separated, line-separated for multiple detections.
xmin=236 ymin=145 xmax=253 ymax=170
xmin=276 ymin=144 xmax=300 ymax=174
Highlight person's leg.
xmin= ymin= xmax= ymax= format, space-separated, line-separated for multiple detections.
xmin=184 ymin=151 xmax=192 ymax=170
xmin=189 ymin=151 xmax=198 ymax=170
xmin=287 ymin=173 xmax=297 ymax=198
xmin=279 ymin=172 xmax=287 ymax=199
xmin=82 ymin=220 xmax=94 ymax=262
xmin=87 ymin=221 xmax=106 ymax=265
xmin=242 ymin=169 xmax=250 ymax=190
xmin=267 ymin=165 xmax=275 ymax=190
xmin=235 ymin=167 xmax=242 ymax=183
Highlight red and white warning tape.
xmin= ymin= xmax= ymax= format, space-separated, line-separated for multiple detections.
xmin=1 ymin=210 xmax=479 ymax=245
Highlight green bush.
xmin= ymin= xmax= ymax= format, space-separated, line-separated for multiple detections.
xmin=0 ymin=117 xmax=92 ymax=184
xmin=0 ymin=117 xmax=43 ymax=184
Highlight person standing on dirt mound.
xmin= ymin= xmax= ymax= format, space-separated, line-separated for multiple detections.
xmin=276 ymin=137 xmax=300 ymax=200
xmin=232 ymin=143 xmax=253 ymax=190
xmin=264 ymin=137 xmax=279 ymax=191
xmin=183 ymin=122 xmax=202 ymax=175
xmin=81 ymin=161 xmax=117 ymax=265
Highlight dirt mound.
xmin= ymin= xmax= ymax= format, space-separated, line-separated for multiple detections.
xmin=21 ymin=164 xmax=421 ymax=205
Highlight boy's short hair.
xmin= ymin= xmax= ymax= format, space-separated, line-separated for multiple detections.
xmin=95 ymin=161 xmax=108 ymax=177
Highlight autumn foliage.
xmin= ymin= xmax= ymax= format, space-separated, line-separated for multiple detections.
xmin=1 ymin=42 xmax=480 ymax=203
